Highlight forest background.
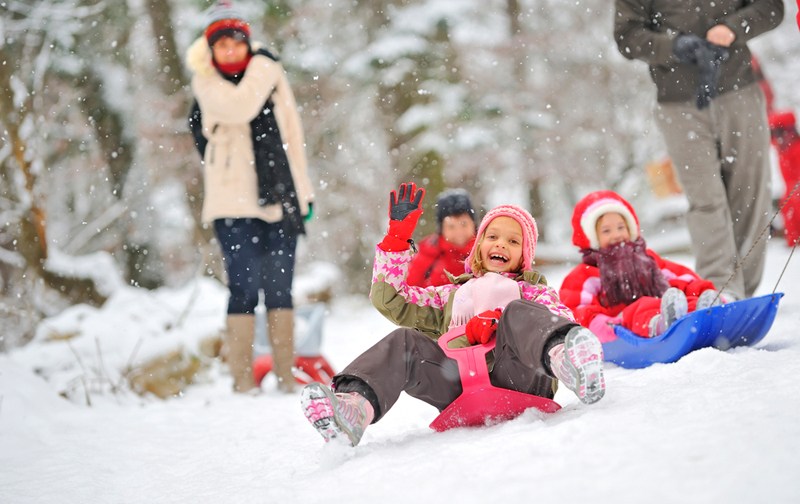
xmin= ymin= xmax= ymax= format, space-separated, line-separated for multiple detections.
xmin=2 ymin=0 xmax=799 ymax=350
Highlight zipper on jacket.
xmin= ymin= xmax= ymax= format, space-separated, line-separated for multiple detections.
xmin=209 ymin=124 xmax=219 ymax=165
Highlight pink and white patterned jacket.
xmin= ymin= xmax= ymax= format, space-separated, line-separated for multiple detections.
xmin=370 ymin=246 xmax=575 ymax=340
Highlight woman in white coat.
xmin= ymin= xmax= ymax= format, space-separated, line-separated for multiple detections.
xmin=187 ymin=1 xmax=314 ymax=393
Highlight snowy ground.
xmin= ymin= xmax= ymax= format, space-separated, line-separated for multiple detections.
xmin=1 ymin=239 xmax=799 ymax=504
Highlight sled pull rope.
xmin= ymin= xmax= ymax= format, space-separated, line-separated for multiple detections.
xmin=773 ymin=239 xmax=797 ymax=294
xmin=714 ymin=179 xmax=800 ymax=301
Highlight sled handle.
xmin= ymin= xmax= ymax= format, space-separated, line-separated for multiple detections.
xmin=438 ymin=326 xmax=494 ymax=392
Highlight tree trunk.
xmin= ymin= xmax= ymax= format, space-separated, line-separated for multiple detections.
xmin=0 ymin=44 xmax=106 ymax=307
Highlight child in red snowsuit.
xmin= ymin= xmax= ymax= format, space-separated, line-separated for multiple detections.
xmin=752 ymin=56 xmax=800 ymax=246
xmin=301 ymin=183 xmax=605 ymax=446
xmin=407 ymin=189 xmax=477 ymax=287
xmin=560 ymin=191 xmax=722 ymax=341
xmin=769 ymin=111 xmax=800 ymax=246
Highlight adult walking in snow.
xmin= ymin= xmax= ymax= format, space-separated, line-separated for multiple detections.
xmin=614 ymin=0 xmax=784 ymax=301
xmin=187 ymin=1 xmax=314 ymax=393
xmin=301 ymin=183 xmax=605 ymax=447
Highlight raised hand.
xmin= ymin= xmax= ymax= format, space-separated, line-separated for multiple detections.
xmin=378 ymin=182 xmax=426 ymax=252
xmin=389 ymin=182 xmax=426 ymax=221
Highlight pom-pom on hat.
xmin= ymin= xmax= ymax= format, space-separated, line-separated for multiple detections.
xmin=465 ymin=204 xmax=538 ymax=274
xmin=435 ymin=189 xmax=476 ymax=229
xmin=571 ymin=190 xmax=640 ymax=250
xmin=204 ymin=0 xmax=251 ymax=47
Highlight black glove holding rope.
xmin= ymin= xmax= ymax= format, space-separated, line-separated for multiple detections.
xmin=673 ymin=34 xmax=730 ymax=110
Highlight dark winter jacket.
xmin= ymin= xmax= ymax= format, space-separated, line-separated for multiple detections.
xmin=614 ymin=0 xmax=784 ymax=104
xmin=186 ymin=37 xmax=313 ymax=236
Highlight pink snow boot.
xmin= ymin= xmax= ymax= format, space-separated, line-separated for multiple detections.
xmin=548 ymin=326 xmax=606 ymax=405
xmin=301 ymin=382 xmax=374 ymax=446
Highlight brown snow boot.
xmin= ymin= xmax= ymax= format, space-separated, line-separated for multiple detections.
xmin=268 ymin=308 xmax=296 ymax=393
xmin=224 ymin=314 xmax=258 ymax=393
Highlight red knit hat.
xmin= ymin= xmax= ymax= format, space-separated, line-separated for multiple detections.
xmin=465 ymin=204 xmax=538 ymax=274
xmin=571 ymin=190 xmax=640 ymax=250
xmin=204 ymin=1 xmax=251 ymax=47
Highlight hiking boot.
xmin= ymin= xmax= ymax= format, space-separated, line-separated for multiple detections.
xmin=548 ymin=326 xmax=605 ymax=405
xmin=648 ymin=314 xmax=666 ymax=338
xmin=648 ymin=287 xmax=688 ymax=337
xmin=696 ymin=289 xmax=722 ymax=310
xmin=661 ymin=287 xmax=688 ymax=326
xmin=301 ymin=383 xmax=374 ymax=446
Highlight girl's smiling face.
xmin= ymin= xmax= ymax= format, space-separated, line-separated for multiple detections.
xmin=478 ymin=216 xmax=524 ymax=273
xmin=596 ymin=212 xmax=631 ymax=249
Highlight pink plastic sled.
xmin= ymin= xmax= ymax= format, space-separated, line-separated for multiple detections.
xmin=429 ymin=326 xmax=561 ymax=432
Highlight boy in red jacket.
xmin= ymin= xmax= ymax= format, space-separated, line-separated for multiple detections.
xmin=560 ymin=191 xmax=724 ymax=340
xmin=407 ymin=189 xmax=477 ymax=287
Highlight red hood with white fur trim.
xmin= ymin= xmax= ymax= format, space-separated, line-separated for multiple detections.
xmin=571 ymin=190 xmax=640 ymax=250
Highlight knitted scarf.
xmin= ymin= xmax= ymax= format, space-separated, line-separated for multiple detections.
xmin=582 ymin=237 xmax=669 ymax=307
xmin=449 ymin=272 xmax=521 ymax=328
xmin=213 ymin=53 xmax=252 ymax=76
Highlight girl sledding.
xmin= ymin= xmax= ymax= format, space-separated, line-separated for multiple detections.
xmin=300 ymin=183 xmax=606 ymax=446
xmin=559 ymin=190 xmax=727 ymax=341
xmin=560 ymin=190 xmax=783 ymax=369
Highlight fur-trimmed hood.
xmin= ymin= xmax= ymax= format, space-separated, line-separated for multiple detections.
xmin=571 ymin=190 xmax=640 ymax=250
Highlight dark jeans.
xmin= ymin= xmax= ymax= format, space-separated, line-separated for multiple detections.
xmin=214 ymin=218 xmax=297 ymax=314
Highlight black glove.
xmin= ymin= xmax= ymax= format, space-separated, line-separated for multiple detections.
xmin=695 ymin=43 xmax=729 ymax=109
xmin=672 ymin=34 xmax=729 ymax=109
xmin=389 ymin=182 xmax=425 ymax=221
xmin=378 ymin=182 xmax=426 ymax=252
xmin=672 ymin=34 xmax=706 ymax=65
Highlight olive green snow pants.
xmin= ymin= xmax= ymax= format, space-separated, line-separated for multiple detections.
xmin=655 ymin=83 xmax=771 ymax=299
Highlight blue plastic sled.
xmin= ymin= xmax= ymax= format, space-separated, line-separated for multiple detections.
xmin=603 ymin=293 xmax=784 ymax=369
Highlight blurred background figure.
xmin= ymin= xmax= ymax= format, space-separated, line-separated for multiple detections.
xmin=407 ymin=189 xmax=477 ymax=287
xmin=752 ymin=55 xmax=800 ymax=247
xmin=614 ymin=0 xmax=784 ymax=300
xmin=769 ymin=111 xmax=800 ymax=246
xmin=186 ymin=0 xmax=314 ymax=393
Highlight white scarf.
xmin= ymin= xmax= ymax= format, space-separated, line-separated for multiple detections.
xmin=449 ymin=272 xmax=521 ymax=328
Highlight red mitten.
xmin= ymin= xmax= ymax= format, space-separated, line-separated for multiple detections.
xmin=685 ymin=278 xmax=716 ymax=297
xmin=668 ymin=278 xmax=690 ymax=291
xmin=378 ymin=182 xmax=426 ymax=252
xmin=465 ymin=309 xmax=503 ymax=345
xmin=379 ymin=214 xmax=421 ymax=251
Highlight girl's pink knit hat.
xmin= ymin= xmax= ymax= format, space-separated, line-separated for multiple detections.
xmin=465 ymin=204 xmax=538 ymax=274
